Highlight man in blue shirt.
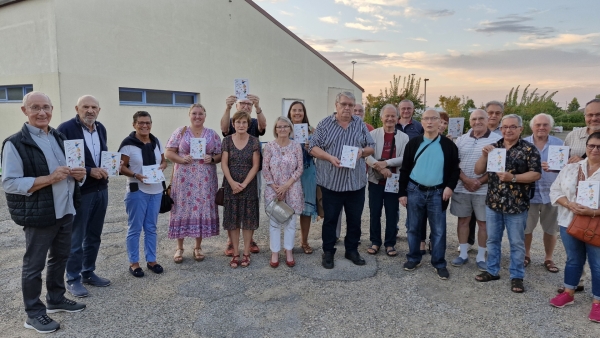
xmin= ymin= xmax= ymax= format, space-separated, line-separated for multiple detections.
xmin=395 ymin=99 xmax=424 ymax=139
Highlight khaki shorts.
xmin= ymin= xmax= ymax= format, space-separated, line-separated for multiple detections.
xmin=450 ymin=192 xmax=486 ymax=221
xmin=525 ymin=203 xmax=559 ymax=235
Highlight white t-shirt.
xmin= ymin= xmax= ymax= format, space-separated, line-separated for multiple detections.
xmin=120 ymin=143 xmax=164 ymax=195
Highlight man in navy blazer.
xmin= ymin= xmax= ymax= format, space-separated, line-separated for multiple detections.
xmin=57 ymin=95 xmax=110 ymax=297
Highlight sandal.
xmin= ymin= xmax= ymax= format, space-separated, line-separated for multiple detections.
xmin=241 ymin=254 xmax=251 ymax=268
xmin=511 ymin=278 xmax=525 ymax=293
xmin=193 ymin=247 xmax=205 ymax=262
xmin=524 ymin=256 xmax=531 ymax=267
xmin=366 ymin=245 xmax=380 ymax=255
xmin=557 ymin=285 xmax=584 ymax=294
xmin=386 ymin=247 xmax=398 ymax=257
xmin=229 ymin=255 xmax=240 ymax=269
xmin=475 ymin=271 xmax=500 ymax=282
xmin=173 ymin=249 xmax=184 ymax=264
xmin=301 ymin=243 xmax=313 ymax=255
xmin=544 ymin=260 xmax=559 ymax=273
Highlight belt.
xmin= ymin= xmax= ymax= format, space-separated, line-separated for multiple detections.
xmin=409 ymin=178 xmax=444 ymax=191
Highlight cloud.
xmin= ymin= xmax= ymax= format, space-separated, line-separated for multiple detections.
xmin=348 ymin=38 xmax=380 ymax=43
xmin=515 ymin=33 xmax=600 ymax=48
xmin=319 ymin=16 xmax=339 ymax=24
xmin=356 ymin=17 xmax=371 ymax=23
xmin=279 ymin=10 xmax=293 ymax=16
xmin=287 ymin=26 xmax=297 ymax=31
xmin=320 ymin=51 xmax=389 ymax=65
xmin=303 ymin=37 xmax=339 ymax=52
xmin=411 ymin=37 xmax=428 ymax=42
xmin=473 ymin=15 xmax=554 ymax=35
xmin=403 ymin=7 xmax=455 ymax=18
xmin=469 ymin=4 xmax=497 ymax=14
xmin=345 ymin=22 xmax=379 ymax=32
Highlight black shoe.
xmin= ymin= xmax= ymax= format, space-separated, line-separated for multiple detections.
xmin=344 ymin=251 xmax=366 ymax=266
xmin=146 ymin=263 xmax=164 ymax=274
xmin=24 ymin=315 xmax=60 ymax=333
xmin=322 ymin=252 xmax=334 ymax=269
xmin=435 ymin=267 xmax=450 ymax=280
xmin=403 ymin=261 xmax=422 ymax=271
xmin=129 ymin=266 xmax=144 ymax=278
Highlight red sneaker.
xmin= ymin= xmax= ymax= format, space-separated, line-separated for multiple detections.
xmin=250 ymin=241 xmax=260 ymax=254
xmin=224 ymin=243 xmax=234 ymax=257
xmin=550 ymin=292 xmax=575 ymax=308
xmin=590 ymin=303 xmax=600 ymax=323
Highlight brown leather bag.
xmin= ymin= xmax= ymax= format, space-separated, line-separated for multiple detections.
xmin=215 ymin=187 xmax=224 ymax=206
xmin=566 ymin=165 xmax=600 ymax=247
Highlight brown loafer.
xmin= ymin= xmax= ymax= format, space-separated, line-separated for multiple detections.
xmin=250 ymin=241 xmax=260 ymax=254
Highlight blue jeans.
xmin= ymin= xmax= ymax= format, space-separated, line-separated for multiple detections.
xmin=368 ymin=182 xmax=399 ymax=247
xmin=486 ymin=207 xmax=527 ymax=279
xmin=66 ymin=189 xmax=108 ymax=283
xmin=320 ymin=186 xmax=365 ymax=254
xmin=405 ymin=182 xmax=447 ymax=268
xmin=125 ymin=190 xmax=161 ymax=263
xmin=560 ymin=226 xmax=600 ymax=300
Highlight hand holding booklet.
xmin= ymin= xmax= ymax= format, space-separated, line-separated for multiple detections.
xmin=190 ymin=138 xmax=206 ymax=159
xmin=142 ymin=164 xmax=165 ymax=184
xmin=64 ymin=139 xmax=85 ymax=168
xmin=385 ymin=173 xmax=400 ymax=193
xmin=487 ymin=148 xmax=506 ymax=173
xmin=340 ymin=145 xmax=359 ymax=169
xmin=100 ymin=151 xmax=121 ymax=177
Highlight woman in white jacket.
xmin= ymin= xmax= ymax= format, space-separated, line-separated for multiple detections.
xmin=365 ymin=104 xmax=409 ymax=256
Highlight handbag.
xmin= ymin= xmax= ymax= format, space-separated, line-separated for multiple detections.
xmin=265 ymin=199 xmax=295 ymax=224
xmin=566 ymin=165 xmax=600 ymax=247
xmin=159 ymin=181 xmax=174 ymax=214
xmin=215 ymin=187 xmax=224 ymax=206
xmin=167 ymin=126 xmax=187 ymax=197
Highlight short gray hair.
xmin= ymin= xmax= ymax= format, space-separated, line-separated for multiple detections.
xmin=485 ymin=100 xmax=504 ymax=112
xmin=529 ymin=113 xmax=555 ymax=129
xmin=585 ymin=98 xmax=600 ymax=110
xmin=381 ymin=104 xmax=399 ymax=118
xmin=501 ymin=114 xmax=522 ymax=127
xmin=272 ymin=116 xmax=294 ymax=138
xmin=22 ymin=91 xmax=52 ymax=107
xmin=335 ymin=91 xmax=355 ymax=104
xmin=398 ymin=99 xmax=414 ymax=108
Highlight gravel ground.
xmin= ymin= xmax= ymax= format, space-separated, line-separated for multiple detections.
xmin=2 ymin=136 xmax=600 ymax=337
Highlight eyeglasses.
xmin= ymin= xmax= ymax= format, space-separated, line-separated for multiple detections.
xmin=275 ymin=126 xmax=290 ymax=129
xmin=29 ymin=105 xmax=52 ymax=112
xmin=586 ymin=113 xmax=600 ymax=119
xmin=500 ymin=125 xmax=520 ymax=130
xmin=422 ymin=117 xmax=439 ymax=121
xmin=586 ymin=144 xmax=600 ymax=151
xmin=136 ymin=121 xmax=152 ymax=126
xmin=487 ymin=111 xmax=502 ymax=116
xmin=338 ymin=103 xmax=355 ymax=108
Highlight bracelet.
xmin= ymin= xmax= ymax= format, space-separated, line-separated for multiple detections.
xmin=133 ymin=173 xmax=137 ymax=180
xmin=256 ymin=110 xmax=262 ymax=115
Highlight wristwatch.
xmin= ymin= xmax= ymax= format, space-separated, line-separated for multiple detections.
xmin=511 ymin=174 xmax=517 ymax=183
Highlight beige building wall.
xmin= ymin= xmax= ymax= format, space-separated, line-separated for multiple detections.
xmin=0 ymin=0 xmax=362 ymax=150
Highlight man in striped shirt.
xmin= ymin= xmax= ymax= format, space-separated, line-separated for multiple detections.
xmin=310 ymin=91 xmax=375 ymax=269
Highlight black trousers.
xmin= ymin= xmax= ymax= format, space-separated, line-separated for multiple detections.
xmin=320 ymin=186 xmax=365 ymax=254
xmin=22 ymin=215 xmax=73 ymax=318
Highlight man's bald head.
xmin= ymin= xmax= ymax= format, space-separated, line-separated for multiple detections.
xmin=75 ymin=95 xmax=101 ymax=128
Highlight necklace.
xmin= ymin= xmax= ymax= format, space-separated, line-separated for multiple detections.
xmin=191 ymin=127 xmax=203 ymax=137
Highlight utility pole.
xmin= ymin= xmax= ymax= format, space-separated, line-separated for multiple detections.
xmin=351 ymin=61 xmax=357 ymax=80
xmin=424 ymin=78 xmax=429 ymax=109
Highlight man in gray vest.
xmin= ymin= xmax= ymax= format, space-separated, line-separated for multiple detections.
xmin=2 ymin=92 xmax=87 ymax=334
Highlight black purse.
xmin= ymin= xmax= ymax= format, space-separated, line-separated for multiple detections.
xmin=159 ymin=181 xmax=174 ymax=214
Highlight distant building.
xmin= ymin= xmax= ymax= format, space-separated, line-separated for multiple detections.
xmin=0 ymin=0 xmax=363 ymax=149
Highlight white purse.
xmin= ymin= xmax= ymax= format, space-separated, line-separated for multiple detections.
xmin=265 ymin=199 xmax=295 ymax=225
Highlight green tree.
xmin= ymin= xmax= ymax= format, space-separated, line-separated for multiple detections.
xmin=364 ymin=74 xmax=424 ymax=127
xmin=567 ymin=97 xmax=580 ymax=112
xmin=596 ymin=94 xmax=600 ymax=99
xmin=438 ymin=95 xmax=462 ymax=117
xmin=504 ymin=84 xmax=562 ymax=122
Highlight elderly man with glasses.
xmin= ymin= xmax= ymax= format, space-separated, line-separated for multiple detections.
xmin=474 ymin=114 xmax=541 ymax=293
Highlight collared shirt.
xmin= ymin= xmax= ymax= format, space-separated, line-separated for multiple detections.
xmin=82 ymin=125 xmax=101 ymax=166
xmin=409 ymin=135 xmax=444 ymax=186
xmin=454 ymin=129 xmax=501 ymax=195
xmin=486 ymin=138 xmax=542 ymax=214
xmin=2 ymin=124 xmax=77 ymax=219
xmin=395 ymin=118 xmax=424 ymax=140
xmin=564 ymin=127 xmax=589 ymax=158
xmin=523 ymin=135 xmax=563 ymax=204
xmin=491 ymin=126 xmax=502 ymax=135
xmin=550 ymin=159 xmax=600 ymax=227
xmin=310 ymin=114 xmax=375 ymax=192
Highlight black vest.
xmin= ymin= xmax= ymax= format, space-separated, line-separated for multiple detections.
xmin=1 ymin=124 xmax=81 ymax=227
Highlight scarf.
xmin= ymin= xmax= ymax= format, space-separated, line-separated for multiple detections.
xmin=118 ymin=131 xmax=160 ymax=165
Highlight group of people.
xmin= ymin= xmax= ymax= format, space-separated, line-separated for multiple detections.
xmin=2 ymin=91 xmax=600 ymax=334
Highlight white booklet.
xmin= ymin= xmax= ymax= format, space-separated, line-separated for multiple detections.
xmin=190 ymin=138 xmax=207 ymax=159
xmin=547 ymin=145 xmax=570 ymax=171
xmin=385 ymin=173 xmax=400 ymax=193
xmin=64 ymin=139 xmax=85 ymax=168
xmin=293 ymin=124 xmax=309 ymax=143
xmin=487 ymin=148 xmax=506 ymax=173
xmin=234 ymin=78 xmax=249 ymax=99
xmin=340 ymin=145 xmax=359 ymax=169
xmin=576 ymin=181 xmax=600 ymax=209
xmin=142 ymin=164 xmax=165 ymax=184
xmin=448 ymin=117 xmax=465 ymax=138
xmin=100 ymin=151 xmax=121 ymax=177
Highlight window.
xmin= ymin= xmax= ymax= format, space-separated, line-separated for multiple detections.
xmin=0 ymin=85 xmax=33 ymax=102
xmin=119 ymin=88 xmax=197 ymax=107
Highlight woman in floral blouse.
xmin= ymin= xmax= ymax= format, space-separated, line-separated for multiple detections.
xmin=262 ymin=116 xmax=304 ymax=268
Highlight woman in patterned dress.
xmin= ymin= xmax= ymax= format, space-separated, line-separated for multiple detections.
xmin=263 ymin=116 xmax=304 ymax=267
xmin=165 ymin=104 xmax=222 ymax=263
xmin=221 ymin=111 xmax=261 ymax=268
xmin=287 ymin=101 xmax=317 ymax=254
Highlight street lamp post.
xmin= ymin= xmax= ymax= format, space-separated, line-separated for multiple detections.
xmin=424 ymin=78 xmax=429 ymax=109
xmin=351 ymin=61 xmax=357 ymax=80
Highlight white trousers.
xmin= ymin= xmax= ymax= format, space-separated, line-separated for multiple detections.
xmin=269 ymin=215 xmax=297 ymax=252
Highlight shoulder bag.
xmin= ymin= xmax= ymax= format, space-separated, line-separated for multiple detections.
xmin=566 ymin=165 xmax=600 ymax=247
xmin=265 ymin=199 xmax=295 ymax=225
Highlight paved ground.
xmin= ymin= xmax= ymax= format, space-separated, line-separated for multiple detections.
xmin=2 ymin=132 xmax=600 ymax=337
